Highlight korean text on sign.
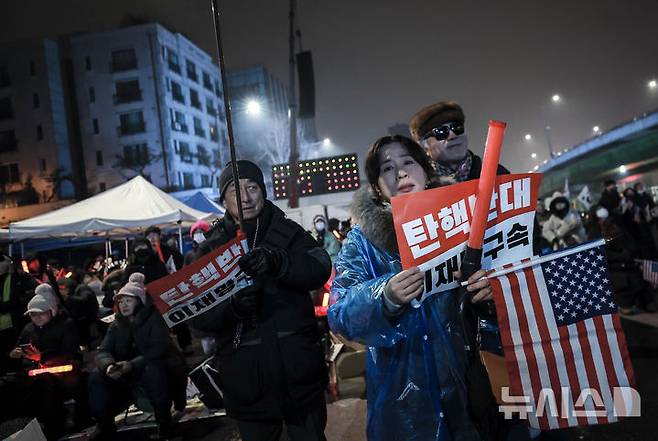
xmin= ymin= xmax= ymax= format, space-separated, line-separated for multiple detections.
xmin=146 ymin=234 xmax=253 ymax=327
xmin=391 ymin=174 xmax=541 ymax=302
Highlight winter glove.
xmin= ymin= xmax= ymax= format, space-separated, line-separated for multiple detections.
xmin=230 ymin=283 xmax=262 ymax=317
xmin=238 ymin=247 xmax=288 ymax=278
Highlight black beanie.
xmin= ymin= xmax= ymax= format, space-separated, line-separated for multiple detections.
xmin=219 ymin=160 xmax=266 ymax=202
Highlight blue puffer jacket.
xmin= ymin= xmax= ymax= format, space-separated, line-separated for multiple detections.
xmin=328 ymin=189 xmax=481 ymax=441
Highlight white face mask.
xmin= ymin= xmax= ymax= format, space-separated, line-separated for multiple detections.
xmin=193 ymin=231 xmax=206 ymax=244
xmin=315 ymin=221 xmax=326 ymax=232
xmin=596 ymin=207 xmax=609 ymax=220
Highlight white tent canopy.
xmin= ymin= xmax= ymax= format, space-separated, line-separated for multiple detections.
xmin=8 ymin=176 xmax=212 ymax=241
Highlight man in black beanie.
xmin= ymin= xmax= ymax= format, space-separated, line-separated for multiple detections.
xmin=192 ymin=160 xmax=332 ymax=441
xmin=409 ymin=100 xmax=509 ymax=182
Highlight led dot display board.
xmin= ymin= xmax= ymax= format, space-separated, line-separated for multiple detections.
xmin=272 ymin=154 xmax=360 ymax=200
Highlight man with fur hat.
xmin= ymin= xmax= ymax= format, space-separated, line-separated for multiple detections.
xmin=191 ymin=160 xmax=332 ymax=441
xmin=1 ymin=284 xmax=81 ymax=440
xmin=409 ymin=100 xmax=509 ymax=182
xmin=89 ymin=273 xmax=186 ymax=441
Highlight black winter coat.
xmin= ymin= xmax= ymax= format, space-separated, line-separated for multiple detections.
xmin=17 ymin=313 xmax=80 ymax=368
xmin=466 ymin=150 xmax=510 ymax=181
xmin=190 ymin=201 xmax=332 ymax=420
xmin=0 ymin=271 xmax=38 ymax=339
xmin=96 ymin=301 xmax=184 ymax=374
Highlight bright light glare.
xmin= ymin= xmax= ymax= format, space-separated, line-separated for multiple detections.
xmin=323 ymin=138 xmax=331 ymax=147
xmin=524 ymin=134 xmax=532 ymax=141
xmin=619 ymin=165 xmax=627 ymax=173
xmin=593 ymin=125 xmax=600 ymax=133
xmin=649 ymin=79 xmax=657 ymax=89
xmin=531 ymin=153 xmax=537 ymax=159
xmin=246 ymin=100 xmax=261 ymax=116
xmin=533 ymin=165 xmax=539 ymax=171
xmin=552 ymin=94 xmax=561 ymax=102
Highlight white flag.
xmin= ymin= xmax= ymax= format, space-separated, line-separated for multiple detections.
xmin=563 ymin=177 xmax=570 ymax=199
xmin=577 ymin=185 xmax=592 ymax=209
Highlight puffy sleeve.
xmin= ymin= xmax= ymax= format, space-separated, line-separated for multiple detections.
xmin=328 ymin=229 xmax=406 ymax=348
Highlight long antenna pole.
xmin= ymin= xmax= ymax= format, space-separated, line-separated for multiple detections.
xmin=210 ymin=0 xmax=244 ymax=230
xmin=287 ymin=0 xmax=300 ymax=208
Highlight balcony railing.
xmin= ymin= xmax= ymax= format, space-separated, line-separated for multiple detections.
xmin=113 ymin=90 xmax=143 ymax=105
xmin=117 ymin=122 xmax=146 ymax=136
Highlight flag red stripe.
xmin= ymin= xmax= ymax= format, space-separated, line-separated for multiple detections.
xmin=592 ymin=315 xmax=622 ymax=417
xmin=523 ymin=267 xmax=568 ymax=428
xmin=575 ymin=320 xmax=607 ymax=424
xmin=556 ymin=325 xmax=589 ymax=426
xmin=611 ymin=314 xmax=636 ymax=388
xmin=507 ymin=271 xmax=547 ymax=429
xmin=490 ymin=277 xmax=525 ymax=396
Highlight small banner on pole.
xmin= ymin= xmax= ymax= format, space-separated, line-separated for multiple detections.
xmin=391 ymin=173 xmax=541 ymax=302
xmin=146 ymin=233 xmax=253 ymax=327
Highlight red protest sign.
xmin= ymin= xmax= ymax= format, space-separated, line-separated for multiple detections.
xmin=391 ymin=173 xmax=541 ymax=300
xmin=146 ymin=233 xmax=252 ymax=327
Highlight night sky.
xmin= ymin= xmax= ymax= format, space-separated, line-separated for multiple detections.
xmin=3 ymin=0 xmax=658 ymax=173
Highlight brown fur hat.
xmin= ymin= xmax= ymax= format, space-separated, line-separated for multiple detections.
xmin=409 ymin=101 xmax=465 ymax=142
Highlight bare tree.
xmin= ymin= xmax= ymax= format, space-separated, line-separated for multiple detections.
xmin=113 ymin=146 xmax=162 ymax=182
xmin=43 ymin=168 xmax=73 ymax=202
xmin=196 ymin=146 xmax=222 ymax=188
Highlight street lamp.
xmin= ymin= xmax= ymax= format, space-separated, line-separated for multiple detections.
xmin=593 ymin=125 xmax=601 ymax=134
xmin=552 ymin=94 xmax=561 ymax=103
xmin=649 ymin=79 xmax=657 ymax=90
xmin=245 ymin=99 xmax=262 ymax=116
xmin=531 ymin=153 xmax=537 ymax=159
xmin=323 ymin=137 xmax=331 ymax=147
xmin=524 ymin=134 xmax=532 ymax=141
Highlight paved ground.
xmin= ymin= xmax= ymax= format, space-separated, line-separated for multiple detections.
xmin=3 ymin=316 xmax=655 ymax=441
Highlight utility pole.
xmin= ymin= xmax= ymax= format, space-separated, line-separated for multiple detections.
xmin=544 ymin=125 xmax=555 ymax=159
xmin=287 ymin=0 xmax=300 ymax=208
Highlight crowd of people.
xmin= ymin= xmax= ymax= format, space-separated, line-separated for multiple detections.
xmin=536 ymin=178 xmax=658 ymax=314
xmin=0 ymin=99 xmax=656 ymax=441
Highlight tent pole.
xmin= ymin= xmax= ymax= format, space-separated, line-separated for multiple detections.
xmin=20 ymin=242 xmax=24 ymax=259
xmin=108 ymin=240 xmax=113 ymax=256
xmin=125 ymin=238 xmax=129 ymax=260
xmin=178 ymin=222 xmax=183 ymax=254
xmin=8 ymin=243 xmax=13 ymax=258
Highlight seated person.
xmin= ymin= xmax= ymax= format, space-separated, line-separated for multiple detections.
xmin=1 ymin=284 xmax=81 ymax=440
xmin=57 ymin=277 xmax=99 ymax=348
xmin=88 ymin=273 xmax=187 ymax=441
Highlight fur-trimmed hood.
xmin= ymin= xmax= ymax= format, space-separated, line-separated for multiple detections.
xmin=350 ymin=177 xmax=456 ymax=255
xmin=351 ymin=187 xmax=399 ymax=255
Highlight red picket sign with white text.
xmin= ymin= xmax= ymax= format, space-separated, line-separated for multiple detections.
xmin=146 ymin=233 xmax=253 ymax=327
xmin=391 ymin=173 xmax=541 ymax=302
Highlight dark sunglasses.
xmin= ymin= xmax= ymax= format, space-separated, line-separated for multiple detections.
xmin=422 ymin=122 xmax=465 ymax=142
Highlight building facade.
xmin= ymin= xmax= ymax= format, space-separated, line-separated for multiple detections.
xmin=70 ymin=23 xmax=229 ymax=193
xmin=0 ymin=38 xmax=78 ymax=209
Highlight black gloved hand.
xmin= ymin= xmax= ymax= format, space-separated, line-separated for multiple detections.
xmin=238 ymin=247 xmax=288 ymax=278
xmin=231 ymin=284 xmax=261 ymax=317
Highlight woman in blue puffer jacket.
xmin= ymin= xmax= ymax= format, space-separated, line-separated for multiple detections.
xmin=328 ymin=135 xmax=493 ymax=441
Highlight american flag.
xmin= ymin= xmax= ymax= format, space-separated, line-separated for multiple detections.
xmin=489 ymin=241 xmax=636 ymax=430
xmin=640 ymin=259 xmax=658 ymax=288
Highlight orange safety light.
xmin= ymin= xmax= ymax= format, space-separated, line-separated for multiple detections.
xmin=28 ymin=364 xmax=74 ymax=377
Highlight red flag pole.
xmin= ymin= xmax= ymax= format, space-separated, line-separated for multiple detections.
xmin=459 ymin=120 xmax=507 ymax=279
